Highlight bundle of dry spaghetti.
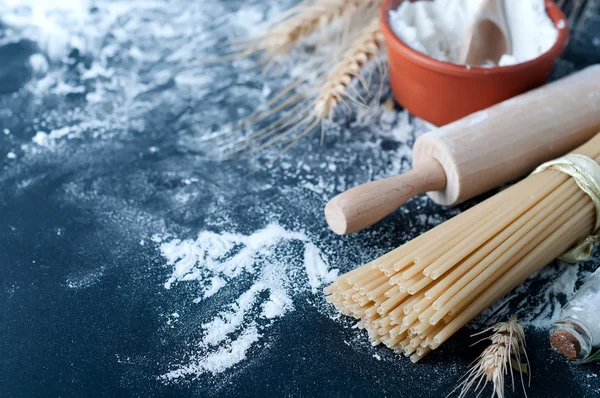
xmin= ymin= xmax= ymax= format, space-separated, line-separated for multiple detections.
xmin=324 ymin=133 xmax=600 ymax=363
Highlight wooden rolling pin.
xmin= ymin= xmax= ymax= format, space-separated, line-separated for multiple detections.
xmin=325 ymin=65 xmax=600 ymax=235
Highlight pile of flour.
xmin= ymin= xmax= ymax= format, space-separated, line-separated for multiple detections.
xmin=388 ymin=0 xmax=560 ymax=66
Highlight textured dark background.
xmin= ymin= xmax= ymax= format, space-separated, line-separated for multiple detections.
xmin=1 ymin=1 xmax=600 ymax=397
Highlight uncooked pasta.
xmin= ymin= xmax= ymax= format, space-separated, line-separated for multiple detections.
xmin=324 ymin=133 xmax=600 ymax=362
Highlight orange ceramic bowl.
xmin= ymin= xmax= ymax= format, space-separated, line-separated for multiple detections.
xmin=380 ymin=0 xmax=570 ymax=126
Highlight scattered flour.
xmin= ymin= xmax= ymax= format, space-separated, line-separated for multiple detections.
xmin=304 ymin=243 xmax=338 ymax=294
xmin=202 ymin=276 xmax=227 ymax=299
xmin=29 ymin=54 xmax=49 ymax=76
xmin=160 ymin=223 xmax=336 ymax=291
xmin=163 ymin=326 xmax=262 ymax=380
xmin=31 ymin=128 xmax=74 ymax=149
xmin=65 ymin=266 xmax=106 ymax=289
xmin=1 ymin=0 xmax=93 ymax=61
xmin=388 ymin=0 xmax=559 ymax=66
xmin=472 ymin=261 xmax=590 ymax=330
xmin=28 ymin=121 xmax=107 ymax=151
xmin=158 ymin=223 xmax=338 ymax=380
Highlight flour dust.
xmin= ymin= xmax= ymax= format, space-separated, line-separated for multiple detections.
xmin=155 ymin=223 xmax=338 ymax=380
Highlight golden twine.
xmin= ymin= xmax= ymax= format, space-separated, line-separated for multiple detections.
xmin=532 ymin=154 xmax=600 ymax=262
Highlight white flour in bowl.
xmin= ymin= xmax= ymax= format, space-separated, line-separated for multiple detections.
xmin=388 ymin=0 xmax=560 ymax=66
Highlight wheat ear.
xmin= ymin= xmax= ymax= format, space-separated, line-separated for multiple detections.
xmin=451 ymin=316 xmax=530 ymax=398
xmin=248 ymin=0 xmax=382 ymax=56
xmin=224 ymin=17 xmax=386 ymax=160
xmin=313 ymin=17 xmax=384 ymax=120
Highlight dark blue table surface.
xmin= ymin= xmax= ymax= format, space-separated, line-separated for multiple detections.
xmin=1 ymin=1 xmax=600 ymax=397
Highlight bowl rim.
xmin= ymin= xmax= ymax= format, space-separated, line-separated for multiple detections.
xmin=380 ymin=0 xmax=570 ymax=77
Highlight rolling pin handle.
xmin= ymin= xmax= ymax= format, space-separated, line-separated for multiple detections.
xmin=325 ymin=158 xmax=447 ymax=235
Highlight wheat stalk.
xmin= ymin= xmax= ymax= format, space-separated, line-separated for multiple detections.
xmin=225 ymin=17 xmax=386 ymax=160
xmin=248 ymin=0 xmax=382 ymax=56
xmin=211 ymin=1 xmax=382 ymax=144
xmin=451 ymin=317 xmax=530 ymax=398
xmin=313 ymin=17 xmax=385 ymax=121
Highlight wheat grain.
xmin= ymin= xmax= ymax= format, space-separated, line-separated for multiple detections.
xmin=214 ymin=0 xmax=387 ymax=163
xmin=252 ymin=0 xmax=382 ymax=56
xmin=451 ymin=317 xmax=530 ymax=398
xmin=226 ymin=17 xmax=386 ymax=160
xmin=313 ymin=17 xmax=384 ymax=120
